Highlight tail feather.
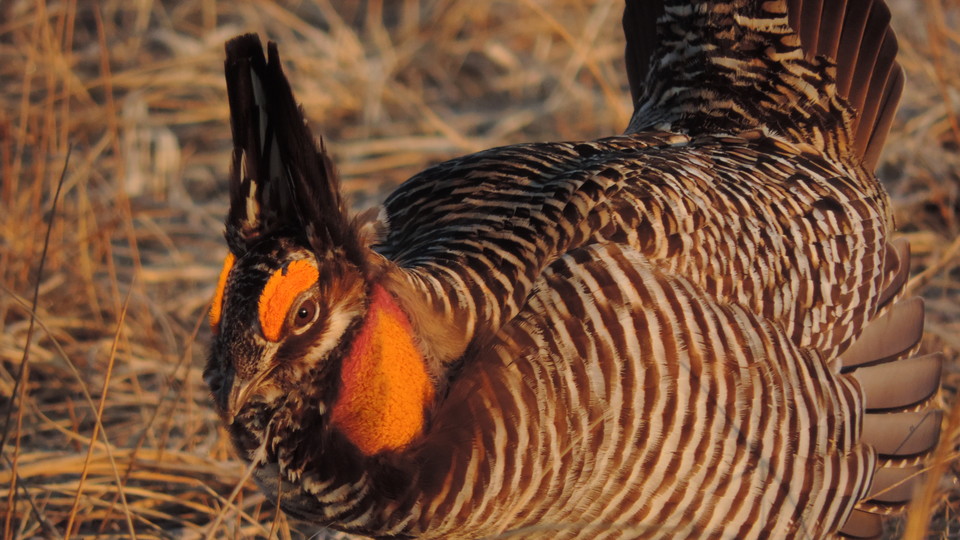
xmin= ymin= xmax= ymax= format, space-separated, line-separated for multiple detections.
xmin=787 ymin=0 xmax=904 ymax=169
xmin=792 ymin=0 xmax=834 ymax=57
xmin=622 ymin=0 xmax=903 ymax=169
xmin=840 ymin=509 xmax=883 ymax=538
xmin=854 ymin=353 xmax=942 ymax=411
xmin=866 ymin=465 xmax=925 ymax=504
xmin=838 ymin=296 xmax=924 ymax=369
xmin=876 ymin=238 xmax=910 ymax=309
xmin=788 ymin=0 xmax=903 ymax=170
xmin=790 ymin=0 xmax=820 ymax=53
xmin=850 ymin=28 xmax=899 ymax=161
xmin=863 ymin=64 xmax=904 ymax=168
xmin=834 ymin=240 xmax=943 ymax=532
xmin=833 ymin=1 xmax=893 ymax=96
xmin=862 ymin=410 xmax=942 ymax=457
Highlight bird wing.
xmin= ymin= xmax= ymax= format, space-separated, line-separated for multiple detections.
xmin=378 ymin=131 xmax=891 ymax=366
xmin=420 ymin=241 xmax=874 ymax=537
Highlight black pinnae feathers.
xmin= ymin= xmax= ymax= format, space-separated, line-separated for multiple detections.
xmin=223 ymin=35 xmax=361 ymax=262
xmin=259 ymin=41 xmax=361 ymax=261
xmin=224 ymin=34 xmax=266 ymax=253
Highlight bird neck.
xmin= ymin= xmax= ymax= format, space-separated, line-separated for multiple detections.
xmin=330 ymin=283 xmax=435 ymax=455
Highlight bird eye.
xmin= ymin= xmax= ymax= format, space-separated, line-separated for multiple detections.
xmin=292 ymin=297 xmax=319 ymax=331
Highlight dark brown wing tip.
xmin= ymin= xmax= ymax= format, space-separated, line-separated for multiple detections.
xmin=876 ymin=237 xmax=911 ymax=308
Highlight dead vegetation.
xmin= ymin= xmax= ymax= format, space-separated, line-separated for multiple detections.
xmin=0 ymin=0 xmax=958 ymax=538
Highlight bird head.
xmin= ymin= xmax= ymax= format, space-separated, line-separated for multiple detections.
xmin=204 ymin=35 xmax=435 ymax=460
xmin=205 ymin=237 xmax=366 ymax=427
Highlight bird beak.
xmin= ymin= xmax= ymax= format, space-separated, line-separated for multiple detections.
xmin=225 ymin=379 xmax=257 ymax=425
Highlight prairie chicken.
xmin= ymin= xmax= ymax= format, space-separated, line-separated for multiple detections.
xmin=205 ymin=0 xmax=943 ymax=538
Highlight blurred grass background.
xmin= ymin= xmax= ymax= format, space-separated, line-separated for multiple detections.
xmin=0 ymin=0 xmax=958 ymax=538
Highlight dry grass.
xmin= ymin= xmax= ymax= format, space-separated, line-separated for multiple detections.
xmin=0 ymin=0 xmax=958 ymax=538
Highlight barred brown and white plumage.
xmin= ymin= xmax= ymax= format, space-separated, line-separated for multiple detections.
xmin=204 ymin=0 xmax=943 ymax=538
